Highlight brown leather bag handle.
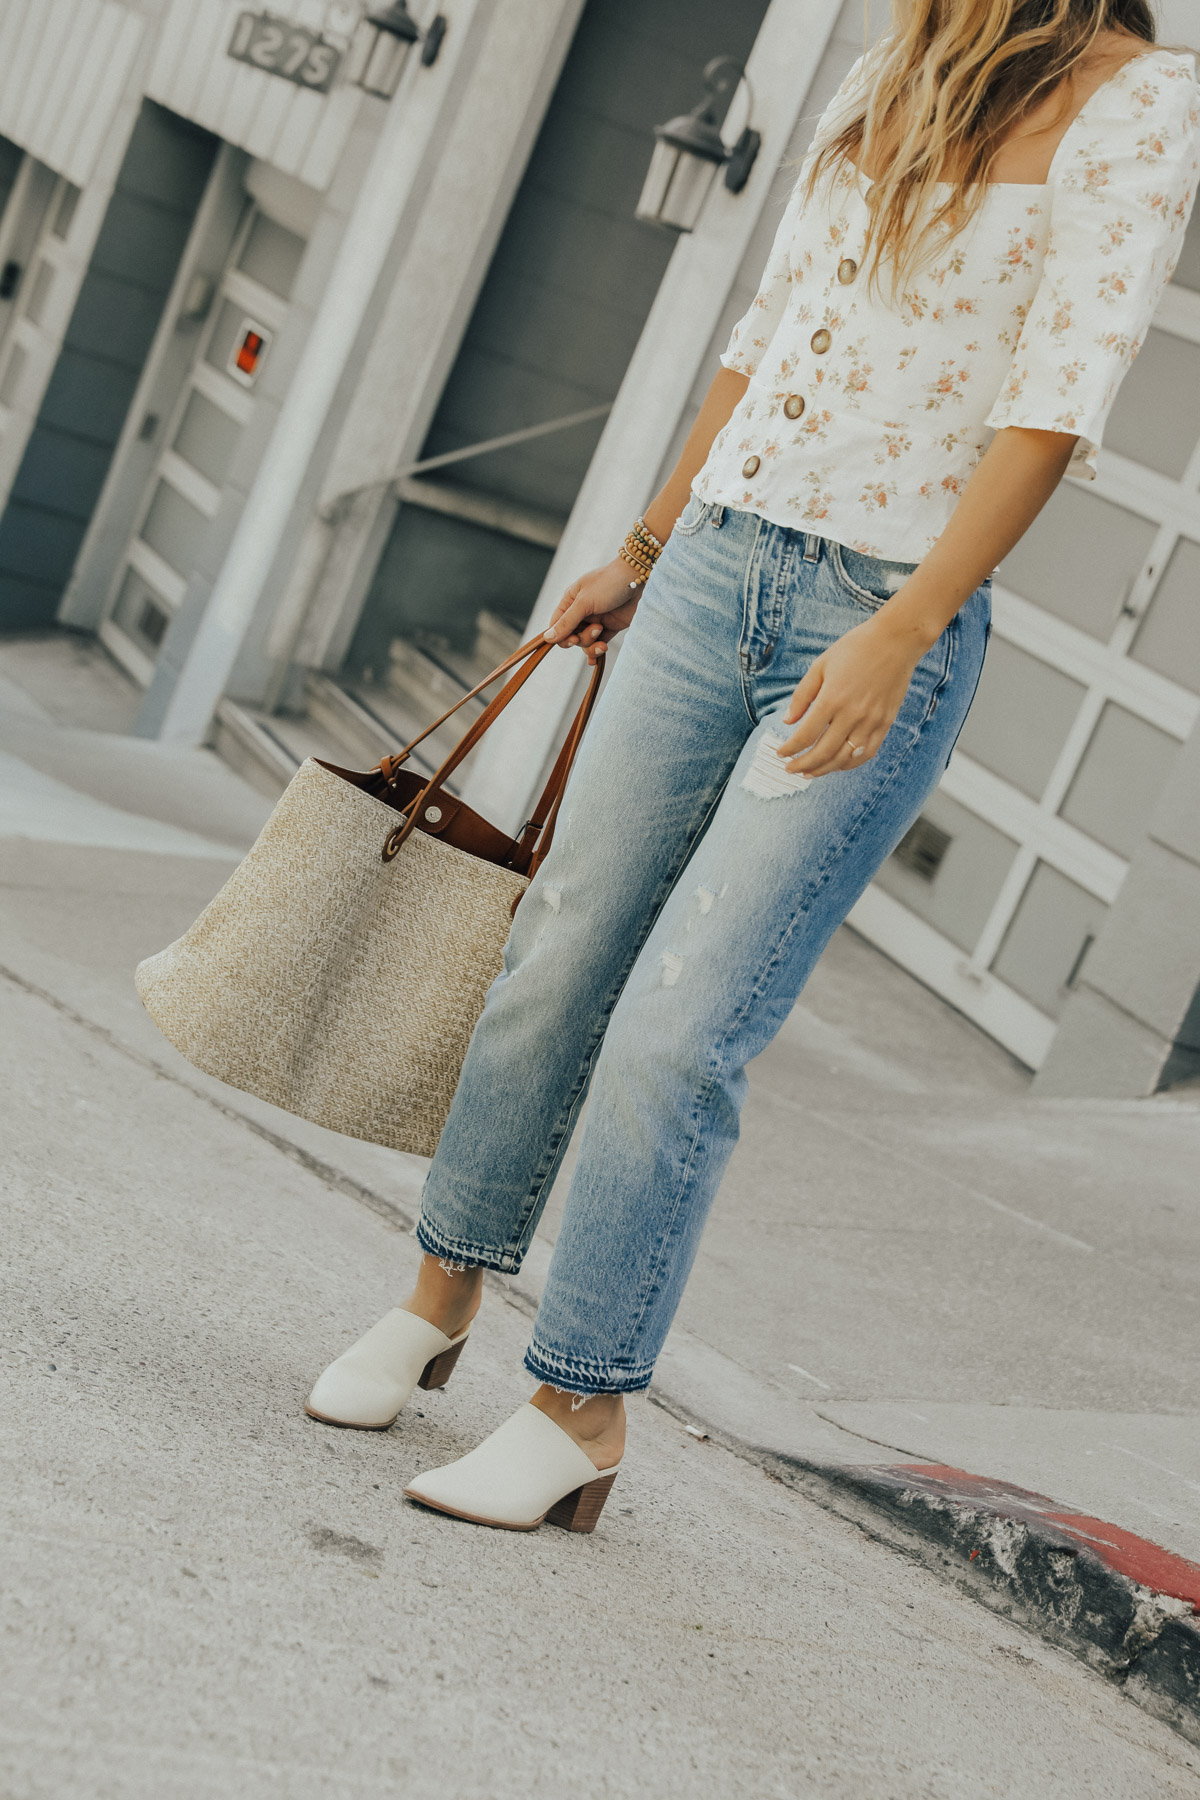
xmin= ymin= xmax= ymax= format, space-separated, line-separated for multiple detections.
xmin=381 ymin=637 xmax=604 ymax=865
xmin=513 ymin=657 xmax=605 ymax=879
xmin=377 ymin=631 xmax=550 ymax=788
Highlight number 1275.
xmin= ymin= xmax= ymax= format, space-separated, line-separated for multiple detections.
xmin=227 ymin=11 xmax=341 ymax=93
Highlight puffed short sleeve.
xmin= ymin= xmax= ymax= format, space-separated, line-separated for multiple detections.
xmin=719 ymin=180 xmax=808 ymax=377
xmin=720 ymin=54 xmax=870 ymax=379
xmin=985 ymin=52 xmax=1200 ymax=478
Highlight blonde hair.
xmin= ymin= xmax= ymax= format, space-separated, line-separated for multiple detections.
xmin=808 ymin=0 xmax=1157 ymax=293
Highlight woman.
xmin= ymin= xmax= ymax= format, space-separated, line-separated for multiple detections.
xmin=307 ymin=1 xmax=1199 ymax=1531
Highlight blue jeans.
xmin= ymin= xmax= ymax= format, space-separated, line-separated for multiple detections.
xmin=417 ymin=499 xmax=990 ymax=1393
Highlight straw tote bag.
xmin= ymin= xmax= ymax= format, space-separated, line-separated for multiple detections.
xmin=135 ymin=635 xmax=604 ymax=1157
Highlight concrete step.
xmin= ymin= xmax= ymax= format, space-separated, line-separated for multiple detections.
xmin=211 ymin=700 xmax=303 ymax=802
xmin=210 ymin=618 xmax=523 ymax=803
xmin=302 ymin=674 xmax=400 ymax=770
xmin=212 ymin=681 xmax=476 ymax=803
xmin=382 ymin=639 xmax=486 ymax=737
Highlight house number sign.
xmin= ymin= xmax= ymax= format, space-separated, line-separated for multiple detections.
xmin=227 ymin=12 xmax=342 ymax=93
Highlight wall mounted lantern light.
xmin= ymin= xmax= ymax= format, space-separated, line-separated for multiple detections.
xmin=636 ymin=58 xmax=761 ymax=234
xmin=344 ymin=2 xmax=446 ymax=99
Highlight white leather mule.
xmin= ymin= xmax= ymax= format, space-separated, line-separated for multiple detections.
xmin=305 ymin=1308 xmax=470 ymax=1429
xmin=403 ymin=1402 xmax=620 ymax=1532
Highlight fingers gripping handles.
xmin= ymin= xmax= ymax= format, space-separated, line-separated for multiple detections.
xmin=378 ymin=634 xmax=605 ymax=872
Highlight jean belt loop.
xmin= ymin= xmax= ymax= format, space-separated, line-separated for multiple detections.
xmin=712 ymin=505 xmax=725 ymax=528
xmin=803 ymin=532 xmax=822 ymax=563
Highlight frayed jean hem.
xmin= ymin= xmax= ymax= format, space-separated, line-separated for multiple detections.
xmin=523 ymin=1343 xmax=653 ymax=1397
xmin=414 ymin=1215 xmax=522 ymax=1276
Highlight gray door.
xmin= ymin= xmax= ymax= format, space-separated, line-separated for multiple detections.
xmin=101 ymin=200 xmax=305 ymax=680
xmin=0 ymin=102 xmax=217 ymax=632
xmin=346 ymin=0 xmax=772 ymax=693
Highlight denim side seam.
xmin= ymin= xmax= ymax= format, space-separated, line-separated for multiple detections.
xmin=735 ymin=514 xmax=769 ymax=727
xmin=942 ymin=595 xmax=990 ymax=765
xmin=605 ymin=717 xmax=944 ymax=1379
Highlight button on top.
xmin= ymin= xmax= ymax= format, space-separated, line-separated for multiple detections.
xmin=837 ymin=257 xmax=859 ymax=285
xmin=741 ymin=454 xmax=761 ymax=478
xmin=783 ymin=394 xmax=806 ymax=420
xmin=810 ymin=327 xmax=832 ymax=354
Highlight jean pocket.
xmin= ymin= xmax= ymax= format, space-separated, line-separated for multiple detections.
xmin=673 ymin=494 xmax=710 ymax=537
xmin=829 ymin=541 xmax=917 ymax=612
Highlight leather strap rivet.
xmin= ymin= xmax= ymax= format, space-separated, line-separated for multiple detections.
xmin=425 ymin=805 xmax=443 ymax=823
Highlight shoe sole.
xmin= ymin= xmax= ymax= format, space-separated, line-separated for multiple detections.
xmin=403 ymin=1470 xmax=618 ymax=1534
xmin=304 ymin=1405 xmax=396 ymax=1429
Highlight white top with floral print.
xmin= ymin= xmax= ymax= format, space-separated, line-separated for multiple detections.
xmin=694 ymin=47 xmax=1200 ymax=563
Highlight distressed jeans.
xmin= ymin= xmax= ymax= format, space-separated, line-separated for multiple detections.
xmin=417 ymin=497 xmax=990 ymax=1393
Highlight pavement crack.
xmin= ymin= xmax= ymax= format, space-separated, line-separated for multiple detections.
xmin=812 ymin=1410 xmax=932 ymax=1458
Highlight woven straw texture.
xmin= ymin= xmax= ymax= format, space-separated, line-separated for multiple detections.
xmin=135 ymin=759 xmax=527 ymax=1156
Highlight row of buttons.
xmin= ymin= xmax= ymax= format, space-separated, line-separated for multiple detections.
xmin=741 ymin=258 xmax=859 ymax=478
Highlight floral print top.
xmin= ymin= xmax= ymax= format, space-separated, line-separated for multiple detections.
xmin=694 ymin=48 xmax=1200 ymax=562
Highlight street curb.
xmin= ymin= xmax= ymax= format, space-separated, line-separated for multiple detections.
xmin=763 ymin=1453 xmax=1200 ymax=1750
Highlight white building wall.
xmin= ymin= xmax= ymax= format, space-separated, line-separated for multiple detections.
xmin=145 ymin=0 xmax=367 ymax=191
xmin=0 ymin=0 xmax=146 ymax=187
xmin=653 ymin=0 xmax=871 ymax=492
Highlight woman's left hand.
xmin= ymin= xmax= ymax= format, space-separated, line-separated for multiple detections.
xmin=776 ymin=611 xmax=931 ymax=777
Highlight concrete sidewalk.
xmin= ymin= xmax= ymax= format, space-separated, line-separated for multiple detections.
xmin=2 ymin=646 xmax=1199 ymax=1752
xmin=10 ymin=967 xmax=1200 ymax=1799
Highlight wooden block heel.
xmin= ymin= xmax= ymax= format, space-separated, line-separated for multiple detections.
xmin=545 ymin=1469 xmax=618 ymax=1533
xmin=418 ymin=1334 xmax=468 ymax=1391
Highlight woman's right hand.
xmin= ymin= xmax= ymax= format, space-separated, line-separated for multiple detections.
xmin=543 ymin=558 xmax=644 ymax=665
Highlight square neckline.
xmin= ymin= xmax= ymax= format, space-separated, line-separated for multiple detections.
xmin=848 ymin=44 xmax=1189 ymax=199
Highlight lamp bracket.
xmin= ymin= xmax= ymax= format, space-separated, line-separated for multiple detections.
xmin=724 ymin=126 xmax=761 ymax=194
xmin=421 ymin=13 xmax=447 ymax=64
xmin=699 ymin=57 xmax=745 ymax=129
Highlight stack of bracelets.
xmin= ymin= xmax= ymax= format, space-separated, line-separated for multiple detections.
xmin=618 ymin=516 xmax=664 ymax=587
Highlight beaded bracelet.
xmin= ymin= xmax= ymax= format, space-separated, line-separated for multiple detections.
xmin=618 ymin=515 xmax=664 ymax=585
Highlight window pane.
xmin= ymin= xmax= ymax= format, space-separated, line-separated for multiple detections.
xmin=1059 ymin=702 xmax=1180 ymax=859
xmin=236 ymin=212 xmax=305 ymax=300
xmin=1104 ymin=328 xmax=1200 ymax=480
xmin=24 ymin=257 xmax=54 ymax=327
xmin=998 ymin=482 xmax=1157 ymax=642
xmin=954 ymin=637 xmax=1086 ymax=798
xmin=50 ymin=179 xmax=81 ymax=240
xmin=0 ymin=342 xmax=26 ymax=406
xmin=1131 ymin=535 xmax=1200 ymax=695
xmin=873 ymin=792 xmax=1020 ymax=954
xmin=111 ymin=565 xmax=171 ymax=659
xmin=138 ymin=478 xmax=209 ymax=577
xmin=172 ymin=388 xmax=241 ymax=487
xmin=991 ymin=862 xmax=1108 ymax=1020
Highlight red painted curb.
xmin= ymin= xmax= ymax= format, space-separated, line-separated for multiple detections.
xmin=892 ymin=1463 xmax=1200 ymax=1609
